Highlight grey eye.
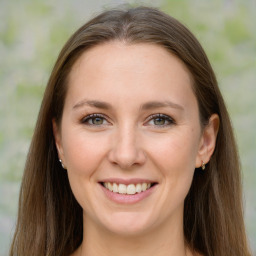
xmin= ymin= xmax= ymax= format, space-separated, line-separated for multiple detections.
xmin=82 ymin=114 xmax=108 ymax=126
xmin=146 ymin=114 xmax=175 ymax=127
xmin=153 ymin=117 xmax=167 ymax=125
xmin=90 ymin=117 xmax=104 ymax=125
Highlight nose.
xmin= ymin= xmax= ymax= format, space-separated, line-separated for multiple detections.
xmin=108 ymin=127 xmax=146 ymax=169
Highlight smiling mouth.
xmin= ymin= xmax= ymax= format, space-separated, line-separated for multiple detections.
xmin=100 ymin=182 xmax=157 ymax=195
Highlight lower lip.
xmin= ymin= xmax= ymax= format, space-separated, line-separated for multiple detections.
xmin=100 ymin=184 xmax=157 ymax=204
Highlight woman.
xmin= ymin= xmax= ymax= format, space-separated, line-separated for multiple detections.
xmin=10 ymin=6 xmax=251 ymax=256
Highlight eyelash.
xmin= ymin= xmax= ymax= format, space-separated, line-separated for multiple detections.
xmin=80 ymin=113 xmax=175 ymax=127
xmin=145 ymin=113 xmax=175 ymax=127
xmin=81 ymin=113 xmax=110 ymax=126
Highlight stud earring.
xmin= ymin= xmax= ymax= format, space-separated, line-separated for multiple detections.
xmin=59 ymin=159 xmax=66 ymax=169
xmin=201 ymin=161 xmax=206 ymax=170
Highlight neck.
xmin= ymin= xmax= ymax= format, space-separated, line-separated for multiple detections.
xmin=75 ymin=212 xmax=192 ymax=256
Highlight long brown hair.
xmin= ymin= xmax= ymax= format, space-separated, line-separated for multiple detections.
xmin=10 ymin=6 xmax=251 ymax=256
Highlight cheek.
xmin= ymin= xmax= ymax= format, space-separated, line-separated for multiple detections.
xmin=62 ymin=131 xmax=110 ymax=212
xmin=150 ymin=130 xmax=199 ymax=171
xmin=62 ymin=129 xmax=109 ymax=176
xmin=149 ymin=129 xmax=200 ymax=192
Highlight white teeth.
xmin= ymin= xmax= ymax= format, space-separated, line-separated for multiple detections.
xmin=108 ymin=182 xmax=113 ymax=191
xmin=142 ymin=183 xmax=147 ymax=191
xmin=135 ymin=183 xmax=142 ymax=193
xmin=113 ymin=183 xmax=118 ymax=193
xmin=103 ymin=182 xmax=153 ymax=194
xmin=118 ymin=184 xmax=127 ymax=194
xmin=127 ymin=184 xmax=136 ymax=195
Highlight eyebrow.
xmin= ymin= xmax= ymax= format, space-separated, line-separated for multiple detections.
xmin=73 ymin=99 xmax=112 ymax=110
xmin=73 ymin=99 xmax=184 ymax=111
xmin=140 ymin=101 xmax=184 ymax=111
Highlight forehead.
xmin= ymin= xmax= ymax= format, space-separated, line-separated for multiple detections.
xmin=70 ymin=42 xmax=192 ymax=81
xmin=66 ymin=42 xmax=196 ymax=111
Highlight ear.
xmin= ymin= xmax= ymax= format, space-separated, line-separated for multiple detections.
xmin=195 ymin=114 xmax=219 ymax=168
xmin=52 ymin=119 xmax=65 ymax=164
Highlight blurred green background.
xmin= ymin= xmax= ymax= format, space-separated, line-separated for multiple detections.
xmin=0 ymin=0 xmax=255 ymax=255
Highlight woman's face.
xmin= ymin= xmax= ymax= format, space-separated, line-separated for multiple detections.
xmin=54 ymin=42 xmax=215 ymax=236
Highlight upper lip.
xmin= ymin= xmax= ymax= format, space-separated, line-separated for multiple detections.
xmin=99 ymin=178 xmax=158 ymax=185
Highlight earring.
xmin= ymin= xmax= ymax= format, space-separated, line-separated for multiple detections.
xmin=201 ymin=161 xmax=206 ymax=170
xmin=59 ymin=159 xmax=66 ymax=169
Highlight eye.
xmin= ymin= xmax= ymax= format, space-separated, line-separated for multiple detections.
xmin=145 ymin=114 xmax=175 ymax=127
xmin=81 ymin=114 xmax=109 ymax=126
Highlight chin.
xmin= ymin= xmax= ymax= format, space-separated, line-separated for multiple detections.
xmin=100 ymin=211 xmax=155 ymax=237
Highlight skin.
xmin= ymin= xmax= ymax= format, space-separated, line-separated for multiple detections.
xmin=53 ymin=42 xmax=219 ymax=256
